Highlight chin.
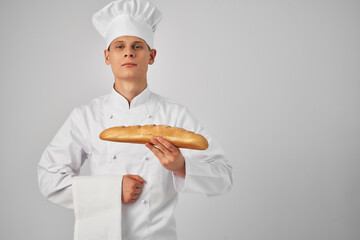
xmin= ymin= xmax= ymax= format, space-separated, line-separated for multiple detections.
xmin=116 ymin=72 xmax=142 ymax=80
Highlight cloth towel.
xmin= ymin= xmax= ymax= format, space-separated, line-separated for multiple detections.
xmin=72 ymin=174 xmax=124 ymax=240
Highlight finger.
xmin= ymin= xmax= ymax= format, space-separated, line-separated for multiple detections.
xmin=134 ymin=188 xmax=142 ymax=194
xmin=145 ymin=142 xmax=164 ymax=158
xmin=128 ymin=174 xmax=146 ymax=184
xmin=131 ymin=193 xmax=140 ymax=199
xmin=123 ymin=195 xmax=136 ymax=204
xmin=156 ymin=136 xmax=178 ymax=152
xmin=150 ymin=138 xmax=171 ymax=154
xmin=134 ymin=181 xmax=144 ymax=189
xmin=126 ymin=199 xmax=136 ymax=204
xmin=145 ymin=142 xmax=159 ymax=152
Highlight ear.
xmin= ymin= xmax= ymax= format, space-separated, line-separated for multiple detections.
xmin=148 ymin=49 xmax=157 ymax=65
xmin=104 ymin=49 xmax=111 ymax=65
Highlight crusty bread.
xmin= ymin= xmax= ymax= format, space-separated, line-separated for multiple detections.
xmin=99 ymin=124 xmax=209 ymax=150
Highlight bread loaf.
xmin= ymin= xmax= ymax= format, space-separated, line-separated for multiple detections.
xmin=99 ymin=124 xmax=208 ymax=150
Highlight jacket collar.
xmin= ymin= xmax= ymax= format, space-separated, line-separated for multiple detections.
xmin=109 ymin=83 xmax=152 ymax=110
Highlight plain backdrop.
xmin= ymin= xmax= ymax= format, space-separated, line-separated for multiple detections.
xmin=0 ymin=0 xmax=359 ymax=239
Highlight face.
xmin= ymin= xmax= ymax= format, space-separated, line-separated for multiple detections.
xmin=104 ymin=35 xmax=157 ymax=81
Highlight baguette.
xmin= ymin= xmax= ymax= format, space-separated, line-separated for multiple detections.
xmin=99 ymin=124 xmax=208 ymax=150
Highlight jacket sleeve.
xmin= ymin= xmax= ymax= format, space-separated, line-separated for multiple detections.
xmin=172 ymin=105 xmax=234 ymax=197
xmin=37 ymin=107 xmax=91 ymax=209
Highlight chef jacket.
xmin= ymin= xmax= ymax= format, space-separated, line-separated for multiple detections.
xmin=38 ymin=83 xmax=233 ymax=240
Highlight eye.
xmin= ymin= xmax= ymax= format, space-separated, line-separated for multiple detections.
xmin=133 ymin=45 xmax=142 ymax=50
xmin=116 ymin=45 xmax=124 ymax=49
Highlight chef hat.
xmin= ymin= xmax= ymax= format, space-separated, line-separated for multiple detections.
xmin=92 ymin=0 xmax=162 ymax=50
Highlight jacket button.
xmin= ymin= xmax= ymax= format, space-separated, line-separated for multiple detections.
xmin=144 ymin=156 xmax=149 ymax=161
xmin=141 ymin=199 xmax=147 ymax=204
xmin=112 ymin=155 xmax=117 ymax=160
xmin=146 ymin=114 xmax=151 ymax=118
xmin=109 ymin=114 xmax=113 ymax=119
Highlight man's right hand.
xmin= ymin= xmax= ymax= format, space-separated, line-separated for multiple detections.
xmin=122 ymin=174 xmax=146 ymax=204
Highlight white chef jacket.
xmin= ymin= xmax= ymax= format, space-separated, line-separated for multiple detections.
xmin=38 ymin=83 xmax=233 ymax=240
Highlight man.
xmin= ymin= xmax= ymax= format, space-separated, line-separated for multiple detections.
xmin=38 ymin=0 xmax=233 ymax=239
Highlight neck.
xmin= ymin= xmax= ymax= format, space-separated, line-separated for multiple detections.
xmin=113 ymin=78 xmax=148 ymax=107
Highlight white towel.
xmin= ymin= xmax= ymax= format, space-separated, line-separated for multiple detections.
xmin=72 ymin=174 xmax=123 ymax=240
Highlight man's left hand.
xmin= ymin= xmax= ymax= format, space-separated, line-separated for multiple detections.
xmin=145 ymin=136 xmax=186 ymax=177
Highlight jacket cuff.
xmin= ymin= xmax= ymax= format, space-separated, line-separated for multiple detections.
xmin=172 ymin=171 xmax=185 ymax=192
xmin=172 ymin=151 xmax=191 ymax=193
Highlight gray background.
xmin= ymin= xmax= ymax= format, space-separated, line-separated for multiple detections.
xmin=0 ymin=0 xmax=359 ymax=239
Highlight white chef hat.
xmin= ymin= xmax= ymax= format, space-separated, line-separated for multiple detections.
xmin=92 ymin=0 xmax=162 ymax=50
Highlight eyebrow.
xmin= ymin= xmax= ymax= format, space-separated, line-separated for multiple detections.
xmin=113 ymin=40 xmax=145 ymax=44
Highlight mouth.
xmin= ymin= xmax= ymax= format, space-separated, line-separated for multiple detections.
xmin=122 ymin=63 xmax=137 ymax=67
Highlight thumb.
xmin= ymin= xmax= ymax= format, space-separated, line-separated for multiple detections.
xmin=127 ymin=174 xmax=146 ymax=183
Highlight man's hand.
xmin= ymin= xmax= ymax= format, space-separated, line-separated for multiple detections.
xmin=122 ymin=174 xmax=145 ymax=204
xmin=145 ymin=136 xmax=186 ymax=177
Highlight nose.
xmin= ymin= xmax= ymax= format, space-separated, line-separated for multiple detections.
xmin=124 ymin=48 xmax=134 ymax=58
xmin=124 ymin=53 xmax=134 ymax=57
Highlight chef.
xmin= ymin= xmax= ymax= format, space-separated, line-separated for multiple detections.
xmin=37 ymin=0 xmax=233 ymax=239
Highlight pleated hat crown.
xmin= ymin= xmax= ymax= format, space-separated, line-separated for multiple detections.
xmin=92 ymin=0 xmax=162 ymax=49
